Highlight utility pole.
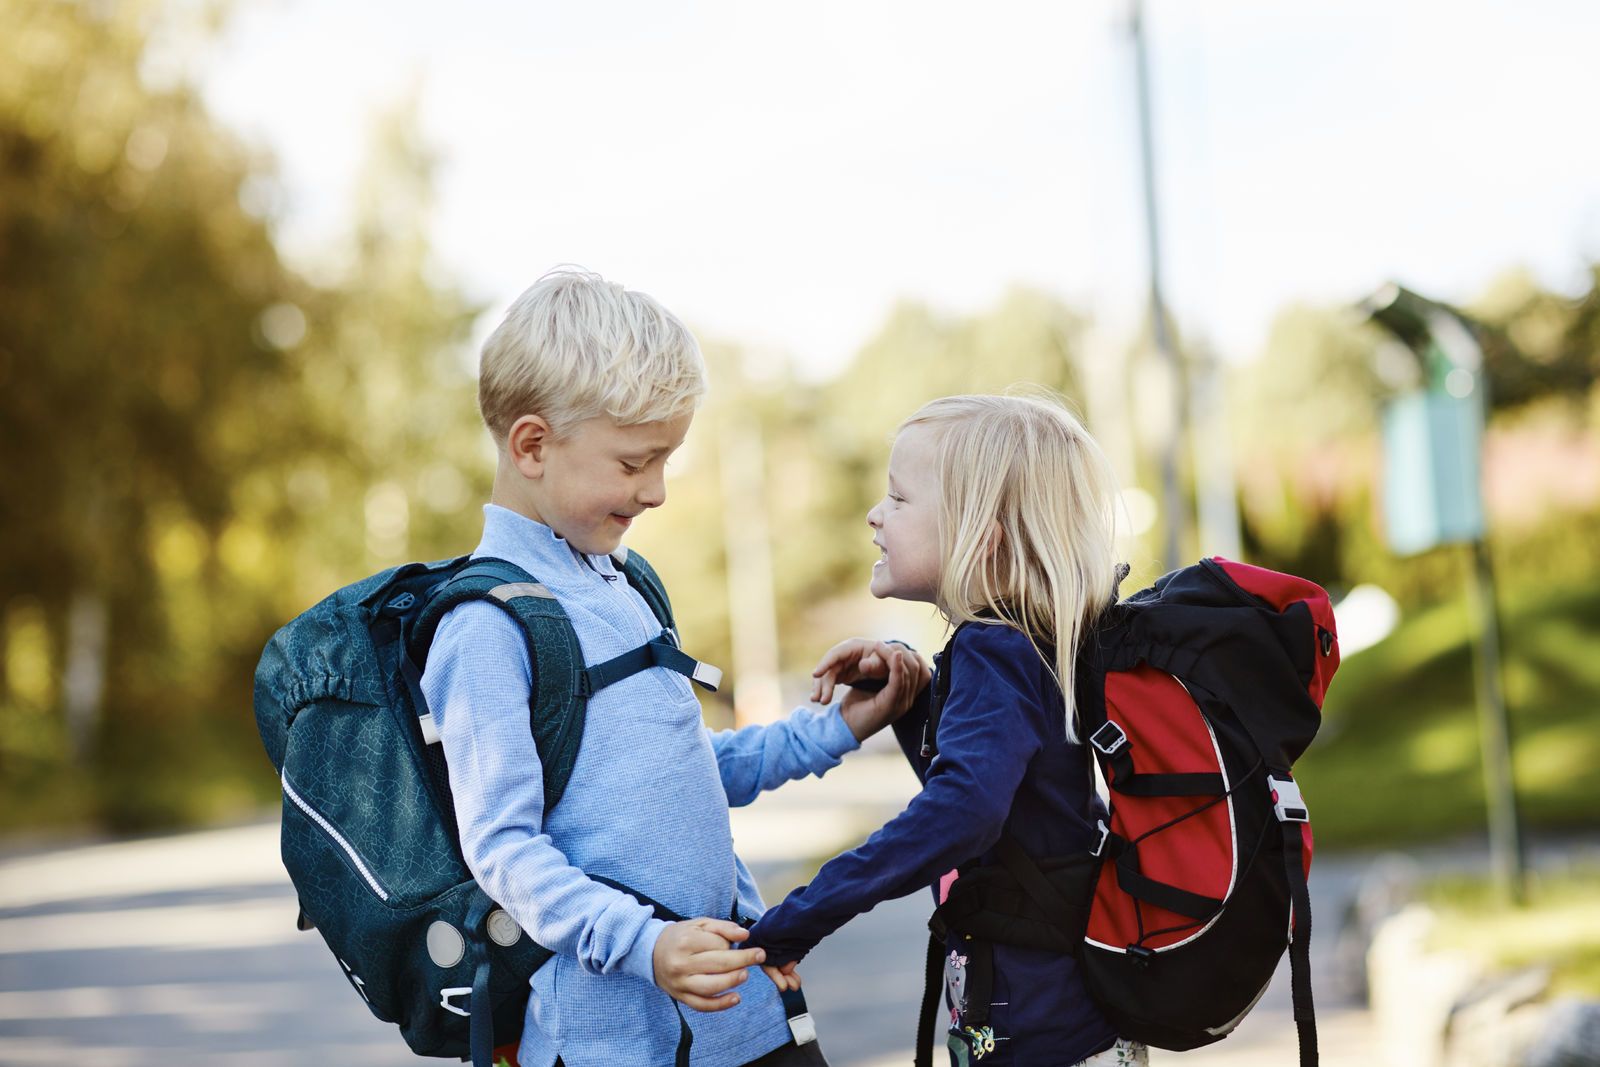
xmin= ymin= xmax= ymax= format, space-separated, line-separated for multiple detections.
xmin=715 ymin=395 xmax=783 ymax=727
xmin=1129 ymin=0 xmax=1186 ymax=571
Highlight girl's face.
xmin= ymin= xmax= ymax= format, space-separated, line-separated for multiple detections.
xmin=866 ymin=425 xmax=942 ymax=603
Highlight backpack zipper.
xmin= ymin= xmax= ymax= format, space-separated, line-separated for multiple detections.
xmin=1198 ymin=557 xmax=1265 ymax=610
xmin=281 ymin=770 xmax=391 ymax=902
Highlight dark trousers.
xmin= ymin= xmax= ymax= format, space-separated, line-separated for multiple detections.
xmin=553 ymin=1037 xmax=830 ymax=1067
xmin=742 ymin=1038 xmax=831 ymax=1066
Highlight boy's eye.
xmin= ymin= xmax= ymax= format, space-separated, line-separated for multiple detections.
xmin=621 ymin=461 xmax=644 ymax=474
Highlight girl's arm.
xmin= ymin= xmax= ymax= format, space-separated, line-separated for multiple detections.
xmin=747 ymin=625 xmax=1047 ymax=964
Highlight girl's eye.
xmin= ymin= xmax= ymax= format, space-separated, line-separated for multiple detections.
xmin=621 ymin=462 xmax=644 ymax=475
xmin=888 ymin=492 xmax=905 ymax=504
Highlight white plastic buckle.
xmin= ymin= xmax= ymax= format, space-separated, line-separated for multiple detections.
xmin=439 ymin=987 xmax=472 ymax=1017
xmin=788 ymin=1011 xmax=818 ymax=1046
xmin=418 ymin=712 xmax=441 ymax=746
xmin=1089 ymin=818 xmax=1111 ymax=858
xmin=1268 ymin=775 xmax=1309 ymax=823
xmin=691 ymin=661 xmax=723 ymax=692
xmin=1090 ymin=721 xmax=1127 ymax=757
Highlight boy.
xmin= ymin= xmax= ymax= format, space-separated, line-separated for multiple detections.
xmin=421 ymin=269 xmax=923 ymax=1067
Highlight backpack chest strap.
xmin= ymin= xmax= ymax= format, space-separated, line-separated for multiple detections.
xmin=582 ymin=634 xmax=722 ymax=696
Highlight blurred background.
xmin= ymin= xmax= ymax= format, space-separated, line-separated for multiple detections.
xmin=1 ymin=1 xmax=1597 ymax=1065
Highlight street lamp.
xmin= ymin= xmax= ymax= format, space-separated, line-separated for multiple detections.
xmin=1359 ymin=282 xmax=1526 ymax=904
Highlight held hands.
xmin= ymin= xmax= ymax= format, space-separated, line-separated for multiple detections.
xmin=812 ymin=639 xmax=933 ymax=742
xmin=652 ymin=918 xmax=765 ymax=1012
xmin=762 ymin=960 xmax=802 ymax=993
xmin=652 ymin=918 xmax=804 ymax=1009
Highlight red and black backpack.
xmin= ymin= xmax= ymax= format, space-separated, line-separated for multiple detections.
xmin=915 ymin=557 xmax=1337 ymax=1067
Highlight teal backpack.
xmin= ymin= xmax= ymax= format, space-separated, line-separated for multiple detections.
xmin=252 ymin=551 xmax=719 ymax=1066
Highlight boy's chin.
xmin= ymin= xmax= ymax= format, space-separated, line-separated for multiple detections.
xmin=569 ymin=531 xmax=625 ymax=557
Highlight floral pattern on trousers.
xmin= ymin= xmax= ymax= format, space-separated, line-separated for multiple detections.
xmin=1073 ymin=1038 xmax=1147 ymax=1066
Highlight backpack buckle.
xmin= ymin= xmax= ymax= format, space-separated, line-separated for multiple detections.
xmin=1089 ymin=819 xmax=1111 ymax=857
xmin=439 ymin=987 xmax=472 ymax=1017
xmin=1090 ymin=721 xmax=1128 ymax=757
xmin=690 ymin=660 xmax=723 ymax=692
xmin=788 ymin=1011 xmax=817 ymax=1046
xmin=1268 ymin=775 xmax=1309 ymax=822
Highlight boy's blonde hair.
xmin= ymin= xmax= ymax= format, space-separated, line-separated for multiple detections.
xmin=903 ymin=392 xmax=1120 ymax=742
xmin=478 ymin=268 xmax=706 ymax=442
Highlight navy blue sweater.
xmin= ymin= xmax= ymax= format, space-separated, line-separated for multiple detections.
xmin=748 ymin=622 xmax=1118 ymax=1065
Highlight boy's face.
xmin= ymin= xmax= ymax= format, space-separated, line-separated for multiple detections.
xmin=516 ymin=412 xmax=693 ymax=556
xmin=866 ymin=424 xmax=942 ymax=603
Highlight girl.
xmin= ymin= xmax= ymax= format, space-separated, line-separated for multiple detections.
xmin=748 ymin=394 xmax=1145 ymax=1066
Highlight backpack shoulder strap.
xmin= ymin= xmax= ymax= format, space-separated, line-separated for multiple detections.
xmin=613 ymin=547 xmax=675 ymax=634
xmin=598 ymin=548 xmax=722 ymax=692
xmin=918 ymin=625 xmax=965 ymax=760
xmin=409 ymin=556 xmax=591 ymax=811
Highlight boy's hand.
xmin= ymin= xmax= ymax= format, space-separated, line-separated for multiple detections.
xmin=762 ymin=961 xmax=802 ymax=993
xmin=812 ymin=639 xmax=932 ymax=742
xmin=652 ymin=918 xmax=766 ymax=1013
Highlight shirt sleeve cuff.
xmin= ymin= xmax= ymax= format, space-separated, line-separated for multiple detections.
xmin=617 ymin=916 xmax=670 ymax=986
xmin=820 ymin=701 xmax=862 ymax=760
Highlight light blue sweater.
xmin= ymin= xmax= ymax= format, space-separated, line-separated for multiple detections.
xmin=421 ymin=505 xmax=859 ymax=1067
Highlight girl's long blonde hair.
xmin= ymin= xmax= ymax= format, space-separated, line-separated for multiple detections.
xmin=903 ymin=392 xmax=1120 ymax=742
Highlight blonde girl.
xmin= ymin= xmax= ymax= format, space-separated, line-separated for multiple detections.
xmin=749 ymin=394 xmax=1146 ymax=1067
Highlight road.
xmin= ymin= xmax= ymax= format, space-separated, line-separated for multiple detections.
xmin=1 ymin=753 xmax=1390 ymax=1066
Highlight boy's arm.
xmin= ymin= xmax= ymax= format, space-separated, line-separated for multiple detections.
xmin=430 ymin=605 xmax=767 ymax=1008
xmin=428 ymin=602 xmax=737 ymax=991
xmin=706 ymin=702 xmax=859 ymax=808
xmin=708 ymin=640 xmax=926 ymax=807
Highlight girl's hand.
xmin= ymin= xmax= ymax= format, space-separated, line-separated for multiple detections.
xmin=812 ymin=638 xmax=931 ymax=741
xmin=762 ymin=961 xmax=802 ymax=993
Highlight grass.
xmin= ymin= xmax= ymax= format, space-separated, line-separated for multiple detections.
xmin=1297 ymin=575 xmax=1600 ymax=849
xmin=1423 ymin=867 xmax=1600 ymax=996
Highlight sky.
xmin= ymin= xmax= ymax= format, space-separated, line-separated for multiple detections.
xmin=194 ymin=0 xmax=1600 ymax=379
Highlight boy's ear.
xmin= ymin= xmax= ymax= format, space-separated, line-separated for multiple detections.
xmin=506 ymin=414 xmax=553 ymax=479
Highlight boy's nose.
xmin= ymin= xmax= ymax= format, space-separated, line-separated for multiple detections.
xmin=637 ymin=470 xmax=667 ymax=508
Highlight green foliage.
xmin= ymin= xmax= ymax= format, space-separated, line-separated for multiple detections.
xmin=3 ymin=0 xmax=1597 ymax=845
xmin=1297 ymin=576 xmax=1600 ymax=849
xmin=1423 ymin=867 xmax=1600 ymax=996
xmin=1231 ymin=272 xmax=1600 ymax=612
xmin=629 ymin=289 xmax=1093 ymax=686
xmin=0 ymin=0 xmax=481 ymax=833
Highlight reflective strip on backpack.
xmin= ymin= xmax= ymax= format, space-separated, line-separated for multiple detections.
xmin=282 ymin=770 xmax=391 ymax=901
xmin=488 ymin=582 xmax=556 ymax=602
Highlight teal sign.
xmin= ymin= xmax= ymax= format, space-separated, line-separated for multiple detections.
xmin=1382 ymin=390 xmax=1485 ymax=555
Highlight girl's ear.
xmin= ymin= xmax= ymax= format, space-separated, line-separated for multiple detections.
xmin=506 ymin=414 xmax=553 ymax=479
xmin=984 ymin=520 xmax=1005 ymax=558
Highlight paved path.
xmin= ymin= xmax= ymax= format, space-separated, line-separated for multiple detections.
xmin=0 ymin=751 xmax=1390 ymax=1066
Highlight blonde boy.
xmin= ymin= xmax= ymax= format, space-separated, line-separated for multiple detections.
xmin=421 ymin=269 xmax=920 ymax=1067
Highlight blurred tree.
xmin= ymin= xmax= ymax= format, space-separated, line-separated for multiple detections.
xmin=631 ymin=288 xmax=1094 ymax=701
xmin=1469 ymin=266 xmax=1600 ymax=411
xmin=0 ymin=0 xmax=480 ymax=832
xmin=1228 ymin=269 xmax=1600 ymax=610
xmin=267 ymin=89 xmax=484 ymax=606
xmin=0 ymin=0 xmax=314 ymax=827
